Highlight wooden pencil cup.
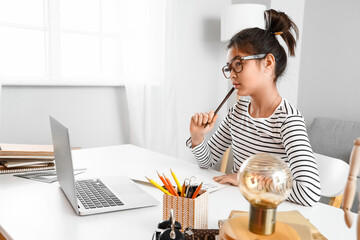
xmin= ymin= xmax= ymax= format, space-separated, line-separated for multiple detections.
xmin=163 ymin=190 xmax=208 ymax=231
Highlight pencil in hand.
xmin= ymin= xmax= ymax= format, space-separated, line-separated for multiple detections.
xmin=187 ymin=87 xmax=235 ymax=142
xmin=203 ymin=87 xmax=235 ymax=128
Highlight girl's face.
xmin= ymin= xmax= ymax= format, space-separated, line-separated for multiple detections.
xmin=226 ymin=46 xmax=266 ymax=96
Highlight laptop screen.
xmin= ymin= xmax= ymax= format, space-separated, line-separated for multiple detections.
xmin=50 ymin=116 xmax=79 ymax=213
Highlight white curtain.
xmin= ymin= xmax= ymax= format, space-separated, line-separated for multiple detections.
xmin=120 ymin=0 xmax=178 ymax=157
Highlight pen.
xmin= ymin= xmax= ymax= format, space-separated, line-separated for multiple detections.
xmin=163 ymin=173 xmax=179 ymax=196
xmin=191 ymin=182 xmax=203 ymax=199
xmin=145 ymin=176 xmax=172 ymax=195
xmin=170 ymin=168 xmax=182 ymax=193
xmin=157 ymin=171 xmax=173 ymax=193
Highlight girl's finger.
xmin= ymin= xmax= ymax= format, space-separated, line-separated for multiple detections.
xmin=213 ymin=178 xmax=222 ymax=183
xmin=219 ymin=177 xmax=237 ymax=185
xmin=213 ymin=175 xmax=225 ymax=181
xmin=198 ymin=113 xmax=203 ymax=126
xmin=193 ymin=113 xmax=198 ymax=124
xmin=209 ymin=114 xmax=218 ymax=128
xmin=208 ymin=110 xmax=215 ymax=122
xmin=219 ymin=178 xmax=229 ymax=184
xmin=203 ymin=112 xmax=209 ymax=124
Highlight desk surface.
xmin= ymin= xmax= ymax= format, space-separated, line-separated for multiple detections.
xmin=0 ymin=144 xmax=357 ymax=240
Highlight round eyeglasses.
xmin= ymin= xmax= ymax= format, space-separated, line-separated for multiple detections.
xmin=222 ymin=54 xmax=266 ymax=79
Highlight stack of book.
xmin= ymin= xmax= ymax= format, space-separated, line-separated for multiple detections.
xmin=0 ymin=143 xmax=55 ymax=174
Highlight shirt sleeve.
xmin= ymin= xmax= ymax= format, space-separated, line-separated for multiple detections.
xmin=280 ymin=115 xmax=321 ymax=206
xmin=186 ymin=108 xmax=233 ymax=169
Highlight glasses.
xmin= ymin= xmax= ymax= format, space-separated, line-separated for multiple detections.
xmin=222 ymin=54 xmax=266 ymax=79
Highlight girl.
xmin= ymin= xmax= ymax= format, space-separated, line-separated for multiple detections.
xmin=187 ymin=9 xmax=321 ymax=206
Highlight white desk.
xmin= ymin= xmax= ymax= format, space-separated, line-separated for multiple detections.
xmin=0 ymin=144 xmax=357 ymax=239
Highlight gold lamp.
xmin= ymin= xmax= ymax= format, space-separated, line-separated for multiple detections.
xmin=238 ymin=153 xmax=293 ymax=235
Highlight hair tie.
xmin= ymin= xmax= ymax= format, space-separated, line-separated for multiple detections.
xmin=274 ymin=32 xmax=283 ymax=36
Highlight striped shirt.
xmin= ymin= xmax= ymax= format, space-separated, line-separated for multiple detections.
xmin=187 ymin=98 xmax=321 ymax=206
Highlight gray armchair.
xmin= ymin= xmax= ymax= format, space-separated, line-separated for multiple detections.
xmin=307 ymin=117 xmax=360 ymax=212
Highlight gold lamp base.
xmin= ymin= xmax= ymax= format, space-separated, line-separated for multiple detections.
xmin=249 ymin=204 xmax=277 ymax=235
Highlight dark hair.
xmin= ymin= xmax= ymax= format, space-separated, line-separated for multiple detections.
xmin=227 ymin=9 xmax=299 ymax=82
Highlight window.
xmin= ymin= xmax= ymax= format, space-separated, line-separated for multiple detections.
xmin=0 ymin=0 xmax=122 ymax=86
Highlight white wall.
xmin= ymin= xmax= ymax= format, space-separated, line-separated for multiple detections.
xmin=175 ymin=0 xmax=230 ymax=163
xmin=271 ymin=0 xmax=305 ymax=108
xmin=0 ymin=86 xmax=129 ymax=148
xmin=298 ymin=0 xmax=360 ymax=123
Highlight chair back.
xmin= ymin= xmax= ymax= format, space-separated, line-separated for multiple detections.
xmin=315 ymin=153 xmax=349 ymax=197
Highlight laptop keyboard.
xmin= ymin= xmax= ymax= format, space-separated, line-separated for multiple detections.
xmin=75 ymin=179 xmax=124 ymax=209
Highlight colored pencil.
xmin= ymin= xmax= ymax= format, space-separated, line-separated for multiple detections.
xmin=145 ymin=176 xmax=172 ymax=195
xmin=181 ymin=181 xmax=186 ymax=197
xmin=170 ymin=168 xmax=182 ymax=193
xmin=163 ymin=173 xmax=179 ymax=196
xmin=191 ymin=182 xmax=203 ymax=199
xmin=157 ymin=171 xmax=173 ymax=193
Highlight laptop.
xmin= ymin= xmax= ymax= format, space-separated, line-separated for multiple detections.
xmin=49 ymin=116 xmax=159 ymax=215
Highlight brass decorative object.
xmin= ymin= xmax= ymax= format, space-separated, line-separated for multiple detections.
xmin=238 ymin=153 xmax=293 ymax=235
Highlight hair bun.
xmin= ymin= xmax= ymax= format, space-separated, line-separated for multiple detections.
xmin=264 ymin=9 xmax=299 ymax=56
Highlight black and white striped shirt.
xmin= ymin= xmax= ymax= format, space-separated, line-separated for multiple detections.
xmin=187 ymin=98 xmax=321 ymax=206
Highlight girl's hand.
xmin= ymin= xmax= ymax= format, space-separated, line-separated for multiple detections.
xmin=213 ymin=173 xmax=239 ymax=186
xmin=190 ymin=110 xmax=218 ymax=147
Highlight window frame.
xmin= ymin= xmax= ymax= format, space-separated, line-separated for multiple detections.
xmin=0 ymin=0 xmax=123 ymax=87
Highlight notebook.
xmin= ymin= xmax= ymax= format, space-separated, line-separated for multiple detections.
xmin=14 ymin=168 xmax=87 ymax=183
xmin=0 ymin=143 xmax=55 ymax=174
xmin=49 ymin=116 xmax=159 ymax=215
xmin=0 ymin=143 xmax=54 ymax=156
xmin=4 ymin=160 xmax=53 ymax=168
xmin=0 ymin=164 xmax=55 ymax=174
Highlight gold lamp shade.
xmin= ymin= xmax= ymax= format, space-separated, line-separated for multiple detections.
xmin=238 ymin=153 xmax=293 ymax=235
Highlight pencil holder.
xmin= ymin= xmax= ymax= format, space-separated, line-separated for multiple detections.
xmin=163 ymin=190 xmax=208 ymax=231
